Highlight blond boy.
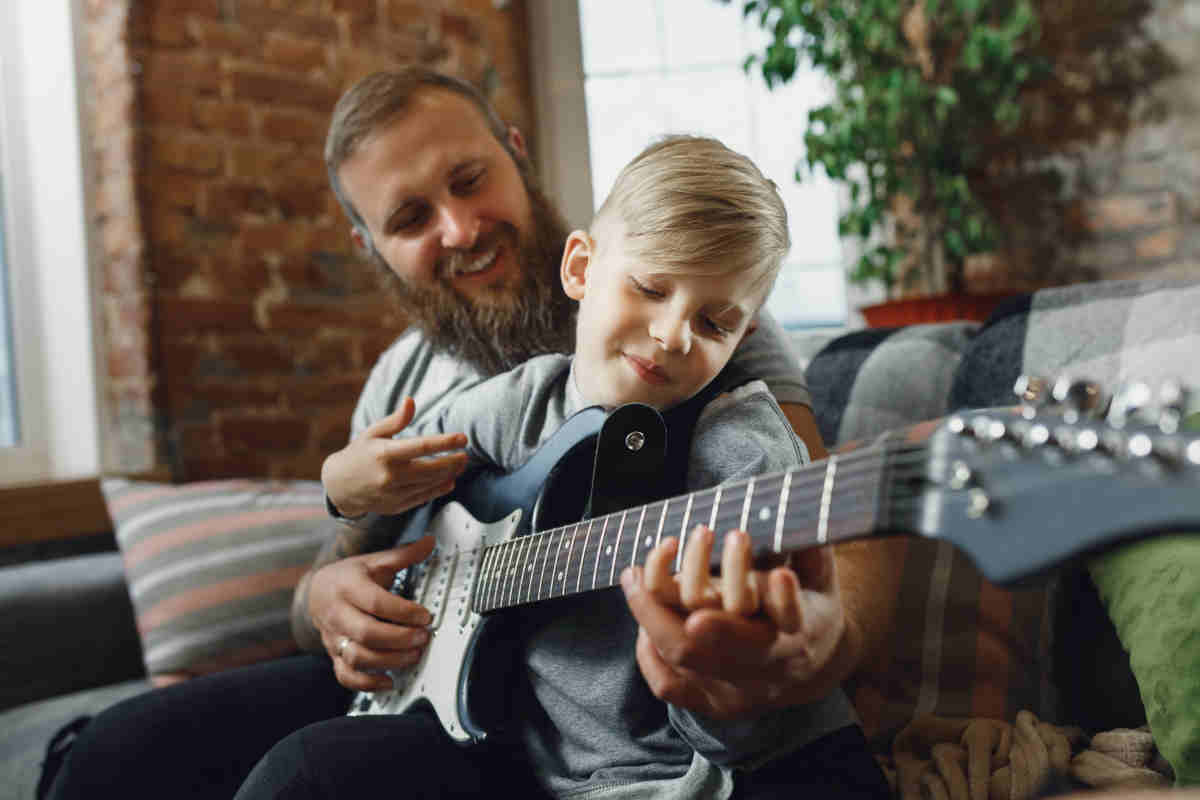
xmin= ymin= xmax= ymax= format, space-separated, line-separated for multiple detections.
xmin=318 ymin=135 xmax=872 ymax=800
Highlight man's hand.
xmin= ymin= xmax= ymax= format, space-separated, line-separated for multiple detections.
xmin=307 ymin=536 xmax=437 ymax=692
xmin=620 ymin=526 xmax=854 ymax=720
xmin=321 ymin=396 xmax=469 ymax=519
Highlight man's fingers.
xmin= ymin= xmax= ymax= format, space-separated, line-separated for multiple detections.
xmin=762 ymin=565 xmax=803 ymax=634
xmin=386 ymin=433 xmax=470 ymax=464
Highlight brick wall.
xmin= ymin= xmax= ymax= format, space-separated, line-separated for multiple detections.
xmin=966 ymin=0 xmax=1200 ymax=293
xmin=80 ymin=0 xmax=533 ymax=480
xmin=78 ymin=0 xmax=1200 ymax=480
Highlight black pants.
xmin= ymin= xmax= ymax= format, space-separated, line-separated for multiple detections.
xmin=46 ymin=654 xmax=890 ymax=799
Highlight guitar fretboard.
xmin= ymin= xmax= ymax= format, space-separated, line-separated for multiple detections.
xmin=472 ymin=439 xmax=923 ymax=613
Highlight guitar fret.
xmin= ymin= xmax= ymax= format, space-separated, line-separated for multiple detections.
xmin=774 ymin=471 xmax=792 ymax=554
xmin=575 ymin=520 xmax=593 ymax=595
xmin=550 ymin=528 xmax=566 ymax=598
xmin=654 ymin=499 xmax=669 ymax=561
xmin=675 ymin=494 xmax=694 ymax=572
xmin=709 ymin=486 xmax=722 ymax=530
xmin=511 ymin=535 xmax=530 ymax=607
xmin=535 ymin=531 xmax=550 ymax=602
xmin=495 ymin=540 xmax=514 ymax=610
xmin=818 ymin=455 xmax=838 ymax=545
xmin=522 ymin=533 xmax=538 ymax=604
xmin=485 ymin=543 xmax=503 ymax=612
xmin=592 ymin=515 xmax=610 ymax=590
xmin=740 ymin=477 xmax=755 ymax=531
xmin=476 ymin=546 xmax=493 ymax=612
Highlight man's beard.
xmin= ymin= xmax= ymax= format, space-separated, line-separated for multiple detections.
xmin=376 ymin=180 xmax=576 ymax=378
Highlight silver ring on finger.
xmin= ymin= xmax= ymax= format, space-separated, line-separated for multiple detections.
xmin=337 ymin=635 xmax=350 ymax=659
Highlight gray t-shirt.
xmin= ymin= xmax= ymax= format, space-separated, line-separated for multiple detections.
xmin=357 ymin=345 xmax=853 ymax=800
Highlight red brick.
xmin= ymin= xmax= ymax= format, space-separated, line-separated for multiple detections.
xmin=193 ymin=99 xmax=254 ymax=135
xmin=1135 ymin=227 xmax=1181 ymax=261
xmin=333 ymin=0 xmax=376 ymax=22
xmin=159 ymin=338 xmax=210 ymax=379
xmin=1082 ymin=191 xmax=1178 ymax=233
xmin=142 ymin=87 xmax=195 ymax=127
xmin=209 ymin=255 xmax=274 ymax=294
xmin=239 ymin=220 xmax=313 ymax=254
xmin=151 ymin=253 xmax=207 ymax=293
xmin=228 ymin=143 xmax=295 ymax=181
xmin=219 ymin=335 xmax=298 ymax=374
xmin=263 ymin=33 xmax=330 ymax=73
xmin=233 ymin=4 xmax=340 ymax=42
xmin=219 ymin=413 xmax=311 ymax=453
xmin=260 ymin=108 xmax=327 ymax=144
xmin=138 ymin=50 xmax=222 ymax=94
xmin=232 ymin=69 xmax=340 ymax=113
xmin=141 ymin=170 xmax=205 ymax=211
xmin=140 ymin=0 xmax=222 ymax=17
xmin=207 ymin=181 xmax=279 ymax=218
xmin=275 ymin=181 xmax=330 ymax=219
xmin=146 ymin=132 xmax=224 ymax=175
xmin=159 ymin=296 xmax=260 ymax=333
xmin=187 ymin=19 xmax=261 ymax=56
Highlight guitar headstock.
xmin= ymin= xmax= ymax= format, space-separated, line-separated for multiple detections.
xmin=919 ymin=375 xmax=1200 ymax=585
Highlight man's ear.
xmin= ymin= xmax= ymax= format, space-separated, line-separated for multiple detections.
xmin=560 ymin=230 xmax=593 ymax=301
xmin=506 ymin=125 xmax=528 ymax=160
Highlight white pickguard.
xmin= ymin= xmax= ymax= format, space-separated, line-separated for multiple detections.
xmin=346 ymin=501 xmax=523 ymax=743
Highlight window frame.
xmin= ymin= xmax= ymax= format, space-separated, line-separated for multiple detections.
xmin=0 ymin=0 xmax=103 ymax=487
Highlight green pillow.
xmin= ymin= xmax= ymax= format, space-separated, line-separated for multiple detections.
xmin=1087 ymin=412 xmax=1200 ymax=786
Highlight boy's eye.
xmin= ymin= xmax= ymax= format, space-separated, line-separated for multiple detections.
xmin=630 ymin=277 xmax=664 ymax=298
xmin=453 ymin=169 xmax=485 ymax=194
xmin=701 ymin=316 xmax=733 ymax=337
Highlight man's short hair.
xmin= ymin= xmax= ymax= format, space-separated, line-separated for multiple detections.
xmin=594 ymin=135 xmax=790 ymax=304
xmin=324 ymin=67 xmax=515 ymax=245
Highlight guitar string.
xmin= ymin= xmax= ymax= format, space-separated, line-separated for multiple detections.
xmin=479 ymin=446 xmax=930 ymax=609
xmin=476 ymin=445 xmax=930 ymax=611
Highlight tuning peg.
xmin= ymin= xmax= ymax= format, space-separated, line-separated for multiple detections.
xmin=1107 ymin=381 xmax=1153 ymax=429
xmin=1157 ymin=379 xmax=1190 ymax=434
xmin=1052 ymin=376 xmax=1106 ymax=423
xmin=1013 ymin=375 xmax=1051 ymax=418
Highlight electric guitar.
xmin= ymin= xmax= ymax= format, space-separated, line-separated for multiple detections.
xmin=347 ymin=376 xmax=1200 ymax=744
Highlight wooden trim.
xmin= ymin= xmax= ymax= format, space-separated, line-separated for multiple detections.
xmin=0 ymin=477 xmax=112 ymax=549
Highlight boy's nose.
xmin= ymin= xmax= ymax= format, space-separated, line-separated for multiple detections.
xmin=438 ymin=199 xmax=480 ymax=250
xmin=650 ymin=312 xmax=692 ymax=354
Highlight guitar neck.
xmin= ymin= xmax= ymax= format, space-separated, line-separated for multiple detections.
xmin=472 ymin=431 xmax=928 ymax=613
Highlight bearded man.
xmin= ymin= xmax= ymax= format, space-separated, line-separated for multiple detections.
xmin=44 ymin=68 xmax=896 ymax=800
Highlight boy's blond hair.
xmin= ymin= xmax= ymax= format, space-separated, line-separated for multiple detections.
xmin=593 ymin=135 xmax=790 ymax=303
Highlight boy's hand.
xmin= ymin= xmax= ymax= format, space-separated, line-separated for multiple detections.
xmin=621 ymin=529 xmax=848 ymax=720
xmin=322 ymin=396 xmax=469 ymax=519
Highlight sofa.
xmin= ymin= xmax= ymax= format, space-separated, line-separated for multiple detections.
xmin=2 ymin=276 xmax=1197 ymax=799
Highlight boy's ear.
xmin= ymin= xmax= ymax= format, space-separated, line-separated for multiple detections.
xmin=506 ymin=125 xmax=528 ymax=160
xmin=560 ymin=230 xmax=593 ymax=301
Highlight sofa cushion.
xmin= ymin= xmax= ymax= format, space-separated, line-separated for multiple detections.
xmin=103 ymin=479 xmax=330 ymax=684
xmin=0 ymin=553 xmax=143 ymax=713
xmin=806 ymin=321 xmax=978 ymax=447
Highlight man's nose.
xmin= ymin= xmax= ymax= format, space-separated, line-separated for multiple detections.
xmin=438 ymin=199 xmax=480 ymax=250
xmin=650 ymin=311 xmax=692 ymax=354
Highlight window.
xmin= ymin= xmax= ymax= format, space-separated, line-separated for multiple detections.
xmin=0 ymin=0 xmax=101 ymax=485
xmin=530 ymin=0 xmax=850 ymax=329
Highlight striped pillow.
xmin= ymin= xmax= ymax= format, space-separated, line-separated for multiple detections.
xmin=103 ymin=478 xmax=330 ymax=685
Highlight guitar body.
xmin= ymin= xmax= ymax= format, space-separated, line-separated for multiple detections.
xmin=347 ymin=403 xmax=669 ymax=743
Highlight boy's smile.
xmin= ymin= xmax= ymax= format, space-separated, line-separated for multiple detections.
xmin=561 ymin=225 xmax=763 ymax=411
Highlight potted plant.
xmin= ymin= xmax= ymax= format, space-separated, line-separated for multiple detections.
xmin=735 ymin=0 xmax=1053 ymax=324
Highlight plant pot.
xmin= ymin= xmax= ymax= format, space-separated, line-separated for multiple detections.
xmin=858 ymin=292 xmax=1020 ymax=328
